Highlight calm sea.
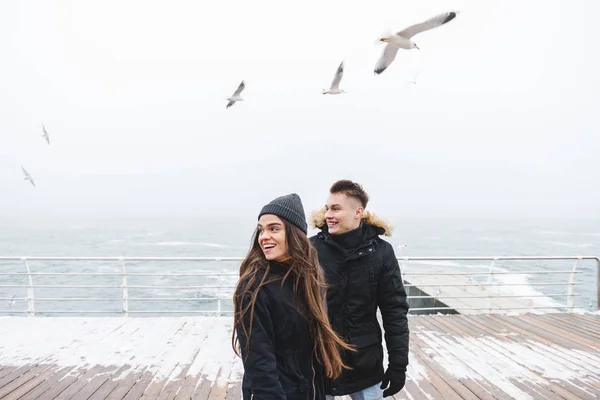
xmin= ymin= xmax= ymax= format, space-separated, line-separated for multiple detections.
xmin=0 ymin=216 xmax=598 ymax=315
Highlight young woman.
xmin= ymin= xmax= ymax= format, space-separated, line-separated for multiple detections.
xmin=232 ymin=193 xmax=353 ymax=400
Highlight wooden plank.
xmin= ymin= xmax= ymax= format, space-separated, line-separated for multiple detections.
xmin=86 ymin=365 xmax=135 ymax=400
xmin=0 ymin=315 xmax=598 ymax=399
xmin=0 ymin=319 xmax=127 ymax=399
xmin=90 ymin=318 xmax=186 ymax=400
xmin=17 ymin=366 xmax=76 ymax=400
xmin=190 ymin=321 xmax=240 ymax=400
xmin=458 ymin=315 xmax=592 ymax=400
xmin=53 ymin=364 xmax=107 ymax=400
xmin=0 ymin=365 xmax=34 ymax=393
xmin=567 ymin=314 xmax=600 ymax=335
xmin=434 ymin=316 xmax=564 ymax=400
xmin=69 ymin=365 xmax=119 ymax=400
xmin=191 ymin=376 xmax=213 ymax=400
xmin=0 ymin=364 xmax=50 ymax=399
xmin=471 ymin=315 xmax=600 ymax=399
xmin=474 ymin=315 xmax=600 ymax=375
xmin=120 ymin=370 xmax=156 ymax=400
xmin=110 ymin=318 xmax=190 ymax=400
xmin=136 ymin=319 xmax=195 ymax=400
xmin=208 ymin=344 xmax=241 ymax=400
xmin=396 ymin=378 xmax=430 ymax=400
xmin=410 ymin=337 xmax=479 ymax=400
xmin=149 ymin=320 xmax=202 ymax=400
xmin=34 ymin=319 xmax=133 ymax=400
xmin=35 ymin=366 xmax=92 ymax=400
xmin=412 ymin=316 xmax=510 ymax=400
xmin=517 ymin=314 xmax=600 ymax=350
xmin=0 ymin=367 xmax=17 ymax=384
xmin=409 ymin=317 xmax=498 ymax=400
xmin=103 ymin=365 xmax=147 ymax=400
xmin=410 ymin=349 xmax=465 ymax=400
xmin=418 ymin=317 xmax=520 ymax=399
xmin=568 ymin=314 xmax=600 ymax=330
xmin=223 ymin=360 xmax=243 ymax=400
xmin=424 ymin=316 xmax=550 ymax=400
xmin=172 ymin=360 xmax=207 ymax=399
xmin=0 ymin=364 xmax=56 ymax=400
xmin=71 ymin=319 xmax=154 ymax=400
xmin=541 ymin=314 xmax=600 ymax=340
xmin=444 ymin=315 xmax=580 ymax=400
xmin=488 ymin=314 xmax=596 ymax=354
xmin=27 ymin=320 xmax=136 ymax=400
xmin=503 ymin=315 xmax=600 ymax=369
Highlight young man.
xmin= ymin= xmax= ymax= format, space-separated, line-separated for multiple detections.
xmin=309 ymin=180 xmax=409 ymax=399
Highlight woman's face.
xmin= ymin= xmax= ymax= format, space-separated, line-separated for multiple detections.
xmin=257 ymin=214 xmax=288 ymax=262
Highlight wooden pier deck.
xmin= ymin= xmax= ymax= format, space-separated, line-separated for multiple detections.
xmin=0 ymin=313 xmax=599 ymax=399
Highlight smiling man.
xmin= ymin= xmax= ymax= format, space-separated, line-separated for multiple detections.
xmin=309 ymin=180 xmax=410 ymax=400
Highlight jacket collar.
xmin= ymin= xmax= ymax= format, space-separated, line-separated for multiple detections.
xmin=309 ymin=208 xmax=393 ymax=237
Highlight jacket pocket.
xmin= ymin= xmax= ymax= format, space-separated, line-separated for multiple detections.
xmin=347 ymin=332 xmax=383 ymax=378
xmin=278 ymin=351 xmax=309 ymax=396
xmin=350 ymin=332 xmax=380 ymax=348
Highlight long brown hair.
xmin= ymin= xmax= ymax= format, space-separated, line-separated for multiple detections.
xmin=232 ymin=218 xmax=354 ymax=379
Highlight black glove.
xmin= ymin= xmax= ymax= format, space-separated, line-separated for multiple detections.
xmin=380 ymin=366 xmax=406 ymax=397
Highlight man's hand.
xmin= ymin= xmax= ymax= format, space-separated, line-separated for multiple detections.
xmin=380 ymin=366 xmax=406 ymax=397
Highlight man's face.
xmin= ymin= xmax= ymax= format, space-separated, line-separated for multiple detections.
xmin=324 ymin=193 xmax=363 ymax=235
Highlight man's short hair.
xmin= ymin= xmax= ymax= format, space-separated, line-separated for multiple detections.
xmin=330 ymin=180 xmax=369 ymax=208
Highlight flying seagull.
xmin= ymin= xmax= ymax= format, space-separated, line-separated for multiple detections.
xmin=322 ymin=61 xmax=345 ymax=95
xmin=41 ymin=125 xmax=50 ymax=144
xmin=226 ymin=80 xmax=245 ymax=109
xmin=375 ymin=11 xmax=459 ymax=75
xmin=22 ymin=166 xmax=35 ymax=187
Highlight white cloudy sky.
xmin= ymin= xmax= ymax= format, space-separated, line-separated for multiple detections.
xmin=0 ymin=0 xmax=598 ymax=218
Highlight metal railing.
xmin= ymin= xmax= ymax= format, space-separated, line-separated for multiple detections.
xmin=0 ymin=256 xmax=598 ymax=316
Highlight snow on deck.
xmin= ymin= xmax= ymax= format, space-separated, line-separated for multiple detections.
xmin=0 ymin=314 xmax=599 ymax=399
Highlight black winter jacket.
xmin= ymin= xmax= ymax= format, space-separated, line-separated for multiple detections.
xmin=309 ymin=210 xmax=410 ymax=396
xmin=235 ymin=261 xmax=326 ymax=400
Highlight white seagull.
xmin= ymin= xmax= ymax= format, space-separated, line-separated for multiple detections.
xmin=41 ymin=124 xmax=50 ymax=144
xmin=226 ymin=80 xmax=246 ymax=109
xmin=322 ymin=61 xmax=345 ymax=95
xmin=375 ymin=11 xmax=459 ymax=75
xmin=22 ymin=166 xmax=35 ymax=187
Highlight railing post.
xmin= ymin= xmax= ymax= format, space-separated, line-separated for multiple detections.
xmin=596 ymin=258 xmax=600 ymax=311
xmin=566 ymin=257 xmax=580 ymax=312
xmin=120 ymin=258 xmax=129 ymax=317
xmin=217 ymin=299 xmax=222 ymax=317
xmin=487 ymin=258 xmax=497 ymax=313
xmin=401 ymin=258 xmax=408 ymax=282
xmin=22 ymin=257 xmax=36 ymax=317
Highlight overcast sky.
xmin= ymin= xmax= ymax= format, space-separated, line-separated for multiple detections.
xmin=1 ymin=0 xmax=598 ymax=219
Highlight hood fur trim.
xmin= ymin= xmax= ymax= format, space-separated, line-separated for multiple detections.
xmin=309 ymin=208 xmax=393 ymax=237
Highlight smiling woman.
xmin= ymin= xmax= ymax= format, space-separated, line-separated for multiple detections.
xmin=232 ymin=193 xmax=354 ymax=400
xmin=257 ymin=214 xmax=289 ymax=262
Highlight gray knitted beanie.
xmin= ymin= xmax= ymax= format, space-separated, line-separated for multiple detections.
xmin=258 ymin=193 xmax=307 ymax=234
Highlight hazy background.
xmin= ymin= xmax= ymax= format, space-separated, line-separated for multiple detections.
xmin=1 ymin=0 xmax=598 ymax=219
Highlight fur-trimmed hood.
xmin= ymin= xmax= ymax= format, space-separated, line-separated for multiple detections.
xmin=309 ymin=208 xmax=393 ymax=237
